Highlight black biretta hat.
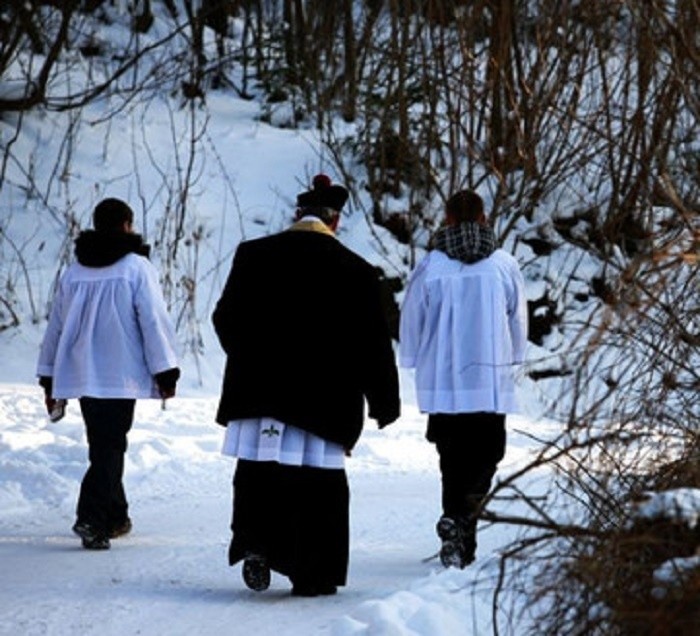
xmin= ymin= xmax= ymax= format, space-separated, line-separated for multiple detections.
xmin=296 ymin=174 xmax=349 ymax=212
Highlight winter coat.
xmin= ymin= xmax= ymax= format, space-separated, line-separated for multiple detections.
xmin=36 ymin=231 xmax=179 ymax=399
xmin=399 ymin=247 xmax=528 ymax=414
xmin=212 ymin=221 xmax=400 ymax=449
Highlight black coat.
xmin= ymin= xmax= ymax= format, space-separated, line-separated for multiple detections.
xmin=213 ymin=228 xmax=400 ymax=449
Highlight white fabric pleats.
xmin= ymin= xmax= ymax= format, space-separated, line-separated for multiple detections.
xmin=222 ymin=417 xmax=345 ymax=469
xmin=399 ymin=249 xmax=528 ymax=414
xmin=36 ymin=253 xmax=178 ymax=399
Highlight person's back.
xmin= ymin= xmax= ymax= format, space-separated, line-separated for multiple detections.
xmin=400 ymin=246 xmax=526 ymax=414
xmin=38 ymin=199 xmax=178 ymax=400
xmin=42 ymin=252 xmax=175 ymax=398
xmin=215 ymin=223 xmax=398 ymax=448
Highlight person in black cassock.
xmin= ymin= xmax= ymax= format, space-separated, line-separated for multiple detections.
xmin=213 ymin=174 xmax=400 ymax=597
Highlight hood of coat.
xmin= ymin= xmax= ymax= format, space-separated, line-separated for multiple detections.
xmin=74 ymin=230 xmax=151 ymax=267
xmin=431 ymin=222 xmax=496 ymax=264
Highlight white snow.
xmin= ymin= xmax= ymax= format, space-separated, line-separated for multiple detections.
xmin=0 ymin=366 xmax=546 ymax=635
xmin=634 ymin=489 xmax=700 ymax=529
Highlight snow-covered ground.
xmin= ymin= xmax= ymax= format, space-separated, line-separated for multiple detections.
xmin=0 ymin=350 xmax=551 ymax=635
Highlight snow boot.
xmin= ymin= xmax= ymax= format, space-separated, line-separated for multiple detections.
xmin=72 ymin=521 xmax=111 ymax=551
xmin=436 ymin=516 xmax=474 ymax=569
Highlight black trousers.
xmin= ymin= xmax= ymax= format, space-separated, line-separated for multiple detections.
xmin=76 ymin=397 xmax=135 ymax=534
xmin=427 ymin=412 xmax=506 ymax=553
xmin=229 ymin=459 xmax=350 ymax=588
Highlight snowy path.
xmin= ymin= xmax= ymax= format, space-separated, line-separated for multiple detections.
xmin=0 ymin=475 xmax=437 ymax=635
xmin=0 ymin=383 xmax=544 ymax=635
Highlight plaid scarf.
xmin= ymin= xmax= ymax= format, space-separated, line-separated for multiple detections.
xmin=432 ymin=222 xmax=496 ymax=264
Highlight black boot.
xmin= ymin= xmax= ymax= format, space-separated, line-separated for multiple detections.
xmin=436 ymin=516 xmax=475 ymax=568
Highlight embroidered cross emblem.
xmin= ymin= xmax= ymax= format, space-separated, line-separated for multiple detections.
xmin=261 ymin=425 xmax=280 ymax=438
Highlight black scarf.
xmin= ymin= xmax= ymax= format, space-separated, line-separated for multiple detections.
xmin=75 ymin=230 xmax=151 ymax=267
xmin=431 ymin=222 xmax=496 ymax=264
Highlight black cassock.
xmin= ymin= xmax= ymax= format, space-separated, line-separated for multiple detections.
xmin=229 ymin=459 xmax=349 ymax=588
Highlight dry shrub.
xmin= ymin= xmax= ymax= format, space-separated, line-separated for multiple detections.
xmin=533 ymin=451 xmax=700 ymax=636
xmin=572 ymin=517 xmax=699 ymax=635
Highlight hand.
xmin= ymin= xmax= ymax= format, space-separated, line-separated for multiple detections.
xmin=154 ymin=368 xmax=180 ymax=401
xmin=39 ymin=376 xmax=65 ymax=421
xmin=158 ymin=386 xmax=176 ymax=400
xmin=47 ymin=398 xmax=67 ymax=422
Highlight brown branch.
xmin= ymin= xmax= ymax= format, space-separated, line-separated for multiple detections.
xmin=0 ymin=0 xmax=79 ymax=112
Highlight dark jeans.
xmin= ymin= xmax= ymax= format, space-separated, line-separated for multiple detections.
xmin=427 ymin=412 xmax=506 ymax=555
xmin=76 ymin=397 xmax=135 ymax=534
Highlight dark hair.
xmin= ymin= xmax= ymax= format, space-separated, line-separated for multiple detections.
xmin=445 ymin=190 xmax=484 ymax=223
xmin=93 ymin=198 xmax=134 ymax=232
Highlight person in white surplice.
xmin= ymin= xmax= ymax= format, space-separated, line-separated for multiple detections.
xmin=37 ymin=198 xmax=180 ymax=551
xmin=399 ymin=189 xmax=528 ymax=568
